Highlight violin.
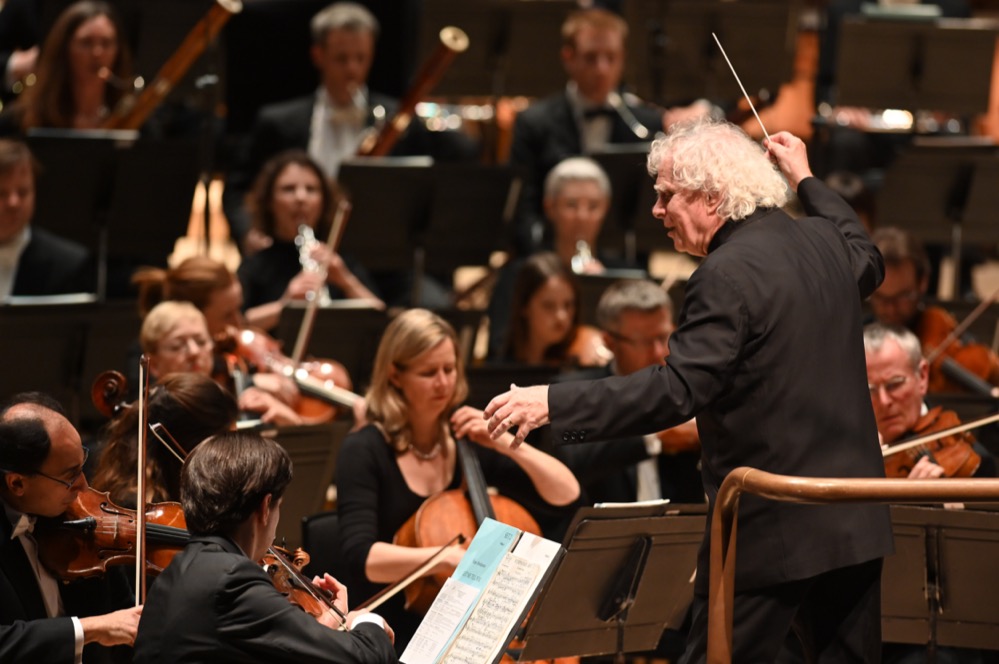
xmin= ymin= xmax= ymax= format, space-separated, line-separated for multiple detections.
xmin=33 ymin=486 xmax=188 ymax=581
xmin=917 ymin=306 xmax=999 ymax=395
xmin=882 ymin=406 xmax=982 ymax=478
xmin=261 ymin=545 xmax=348 ymax=626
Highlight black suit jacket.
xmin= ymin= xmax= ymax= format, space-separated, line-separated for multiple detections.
xmin=12 ymin=227 xmax=93 ymax=296
xmin=133 ymin=534 xmax=397 ymax=664
xmin=550 ymin=178 xmax=894 ymax=593
xmin=0 ymin=508 xmax=133 ymax=663
xmin=508 ymin=91 xmax=662 ymax=253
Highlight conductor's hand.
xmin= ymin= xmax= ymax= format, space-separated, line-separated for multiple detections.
xmin=484 ymin=384 xmax=550 ymax=449
xmin=765 ymin=131 xmax=813 ymax=193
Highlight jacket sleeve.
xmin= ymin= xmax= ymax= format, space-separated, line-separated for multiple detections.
xmin=0 ymin=617 xmax=77 ymax=663
xmin=797 ymin=177 xmax=884 ymax=299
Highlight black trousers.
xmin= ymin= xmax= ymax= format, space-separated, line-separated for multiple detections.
xmin=679 ymin=557 xmax=883 ymax=664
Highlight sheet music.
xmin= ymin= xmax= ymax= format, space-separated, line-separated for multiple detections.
xmin=402 ymin=578 xmax=481 ymax=664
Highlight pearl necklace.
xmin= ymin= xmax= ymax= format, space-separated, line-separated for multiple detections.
xmin=408 ymin=440 xmax=442 ymax=461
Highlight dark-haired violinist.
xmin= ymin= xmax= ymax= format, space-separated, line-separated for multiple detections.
xmin=0 ymin=392 xmax=140 ymax=664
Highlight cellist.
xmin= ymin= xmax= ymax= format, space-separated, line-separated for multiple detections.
xmin=864 ymin=323 xmax=995 ymax=478
xmin=0 ymin=392 xmax=141 ymax=663
xmin=870 ymin=226 xmax=999 ymax=394
xmin=335 ymin=308 xmax=580 ymax=652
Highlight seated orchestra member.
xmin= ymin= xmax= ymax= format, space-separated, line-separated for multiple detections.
xmin=864 ymin=323 xmax=995 ymax=479
xmin=132 ymin=430 xmax=396 ymax=663
xmin=0 ymin=392 xmax=141 ymax=663
xmin=236 ymin=150 xmax=384 ymax=331
xmin=508 ymin=7 xmax=714 ymax=254
xmin=0 ymin=139 xmax=92 ymax=299
xmin=140 ymin=301 xmax=302 ymax=426
xmin=224 ymin=1 xmax=458 ymax=254
xmin=492 ymin=251 xmax=608 ymax=366
xmin=0 ymin=1 xmax=132 ymax=135
xmin=487 ymin=156 xmax=639 ymax=358
xmin=335 ymin=308 xmax=580 ymax=651
xmin=557 ymin=279 xmax=702 ymax=507
xmin=90 ymin=373 xmax=238 ymax=508
xmin=870 ymin=226 xmax=999 ymax=394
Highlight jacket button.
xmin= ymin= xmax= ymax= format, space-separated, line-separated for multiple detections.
xmin=562 ymin=432 xmax=570 ymax=442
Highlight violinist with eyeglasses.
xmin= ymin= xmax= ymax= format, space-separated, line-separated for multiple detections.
xmin=0 ymin=392 xmax=141 ymax=664
xmin=132 ymin=431 xmax=396 ymax=664
xmin=864 ymin=323 xmax=996 ymax=479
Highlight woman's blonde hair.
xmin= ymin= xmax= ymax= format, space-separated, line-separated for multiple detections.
xmin=140 ymin=301 xmax=206 ymax=354
xmin=365 ymin=309 xmax=468 ymax=453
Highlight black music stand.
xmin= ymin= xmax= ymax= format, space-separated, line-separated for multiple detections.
xmin=268 ymin=421 xmax=350 ymax=549
xmin=338 ymin=157 xmax=434 ymax=277
xmin=589 ymin=145 xmax=660 ymax=262
xmin=518 ymin=502 xmax=706 ymax=660
xmin=465 ymin=364 xmax=561 ymax=411
xmin=959 ymin=155 xmax=999 ymax=246
xmin=623 ymin=0 xmax=796 ymax=107
xmin=575 ymin=272 xmax=650 ymax=328
xmin=836 ymin=18 xmax=999 ymax=114
xmin=275 ymin=303 xmax=390 ymax=391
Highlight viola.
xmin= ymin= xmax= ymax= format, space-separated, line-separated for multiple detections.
xmin=33 ymin=486 xmax=189 ymax=581
xmin=261 ymin=545 xmax=348 ymax=626
xmin=882 ymin=406 xmax=981 ymax=478
xmin=917 ymin=306 xmax=999 ymax=395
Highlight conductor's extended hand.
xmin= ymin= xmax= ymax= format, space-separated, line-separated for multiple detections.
xmin=765 ymin=131 xmax=814 ymax=192
xmin=484 ymin=384 xmax=550 ymax=449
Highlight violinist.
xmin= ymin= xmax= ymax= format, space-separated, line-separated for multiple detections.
xmin=141 ymin=300 xmax=303 ymax=426
xmin=870 ymin=226 xmax=999 ymax=394
xmin=864 ymin=323 xmax=995 ymax=479
xmin=336 ymin=308 xmax=580 ymax=651
xmin=132 ymin=431 xmax=396 ymax=664
xmin=556 ymin=280 xmax=702 ymax=509
xmin=90 ymin=373 xmax=238 ymax=509
xmin=0 ymin=392 xmax=141 ymax=663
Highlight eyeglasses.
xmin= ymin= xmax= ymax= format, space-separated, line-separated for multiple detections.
xmin=870 ymin=290 xmax=920 ymax=307
xmin=868 ymin=375 xmax=909 ymax=398
xmin=606 ymin=330 xmax=671 ymax=350
xmin=8 ymin=447 xmax=90 ymax=490
xmin=159 ymin=335 xmax=212 ymax=355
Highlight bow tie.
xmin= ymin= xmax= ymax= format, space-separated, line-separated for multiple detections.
xmin=582 ymin=106 xmax=616 ymax=120
xmin=10 ymin=513 xmax=35 ymax=539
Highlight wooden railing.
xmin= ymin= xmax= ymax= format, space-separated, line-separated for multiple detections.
xmin=707 ymin=468 xmax=999 ymax=663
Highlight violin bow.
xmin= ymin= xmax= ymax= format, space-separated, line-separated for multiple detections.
xmin=881 ymin=410 xmax=999 ymax=458
xmin=924 ymin=284 xmax=999 ymax=365
xmin=290 ymin=199 xmax=352 ymax=366
xmin=266 ymin=545 xmax=349 ymax=628
xmin=135 ymin=356 xmax=150 ymax=606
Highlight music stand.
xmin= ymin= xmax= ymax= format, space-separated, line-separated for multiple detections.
xmin=836 ymin=18 xmax=999 ymax=114
xmin=518 ymin=502 xmax=706 ymax=660
xmin=589 ymin=145 xmax=659 ymax=262
xmin=624 ymin=0 xmax=796 ymax=107
xmin=959 ymin=155 xmax=999 ymax=246
xmin=338 ymin=157 xmax=434 ymax=276
xmin=465 ymin=364 xmax=561 ymax=411
xmin=268 ymin=421 xmax=350 ymax=549
xmin=575 ymin=272 xmax=650 ymax=328
xmin=275 ymin=303 xmax=390 ymax=391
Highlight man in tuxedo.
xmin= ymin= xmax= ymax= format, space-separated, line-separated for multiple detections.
xmin=133 ymin=430 xmax=396 ymax=663
xmin=508 ymin=8 xmax=715 ymax=254
xmin=487 ymin=121 xmax=893 ymax=662
xmin=0 ymin=139 xmax=92 ymax=299
xmin=0 ymin=393 xmax=141 ymax=663
xmin=557 ymin=279 xmax=701 ymax=506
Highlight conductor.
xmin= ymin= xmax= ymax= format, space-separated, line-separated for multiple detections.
xmin=485 ymin=120 xmax=894 ymax=662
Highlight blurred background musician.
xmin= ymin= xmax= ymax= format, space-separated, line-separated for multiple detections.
xmin=0 ymin=392 xmax=141 ymax=664
xmin=555 ymin=279 xmax=702 ymax=507
xmin=870 ymin=226 xmax=999 ymax=394
xmin=863 ymin=323 xmax=995 ymax=480
xmin=0 ymin=138 xmax=92 ymax=299
xmin=0 ymin=0 xmax=40 ymax=103
xmin=139 ymin=300 xmax=302 ymax=426
xmin=89 ymin=373 xmax=237 ymax=509
xmin=0 ymin=1 xmax=132 ymax=136
xmin=236 ymin=150 xmax=383 ymax=328
xmin=335 ymin=308 xmax=580 ymax=652
xmin=132 ymin=430 xmax=397 ymax=663
xmin=487 ymin=156 xmax=635 ymax=359
xmin=491 ymin=251 xmax=607 ymax=367
xmin=508 ymin=7 xmax=714 ymax=255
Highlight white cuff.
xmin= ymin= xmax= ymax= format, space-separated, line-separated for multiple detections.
xmin=71 ymin=616 xmax=84 ymax=664
xmin=350 ymin=613 xmax=386 ymax=631
xmin=643 ymin=433 xmax=662 ymax=457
